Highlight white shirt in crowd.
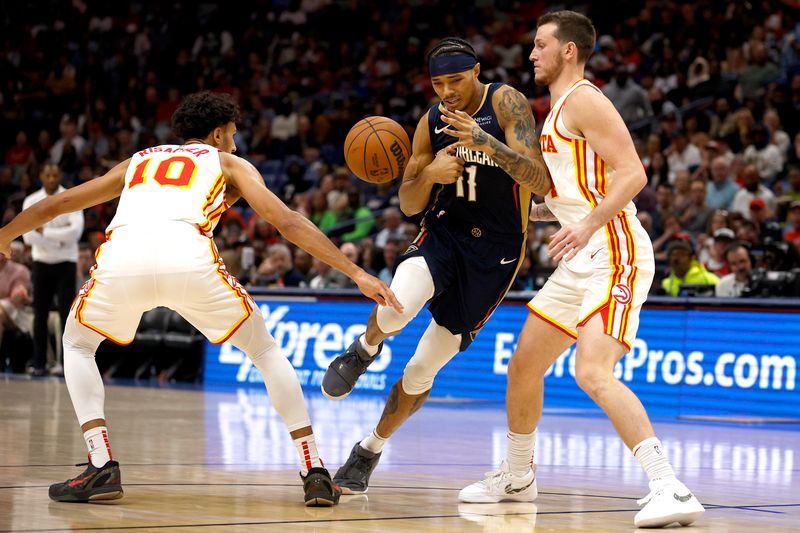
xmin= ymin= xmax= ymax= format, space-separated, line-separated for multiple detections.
xmin=715 ymin=273 xmax=747 ymax=297
xmin=22 ymin=186 xmax=84 ymax=264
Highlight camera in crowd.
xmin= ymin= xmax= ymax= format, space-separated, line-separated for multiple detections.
xmin=741 ymin=268 xmax=800 ymax=298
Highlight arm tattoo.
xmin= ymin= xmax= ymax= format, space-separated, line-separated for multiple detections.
xmin=489 ymin=137 xmax=551 ymax=195
xmin=533 ymin=203 xmax=557 ymax=221
xmin=497 ymin=88 xmax=537 ymax=148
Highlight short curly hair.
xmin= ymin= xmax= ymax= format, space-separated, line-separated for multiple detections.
xmin=171 ymin=91 xmax=240 ymax=141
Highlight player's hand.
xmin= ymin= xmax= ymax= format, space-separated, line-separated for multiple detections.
xmin=353 ymin=270 xmax=404 ymax=313
xmin=547 ymin=219 xmax=595 ymax=262
xmin=428 ymin=149 xmax=464 ymax=184
xmin=439 ymin=107 xmax=492 ymax=153
xmin=0 ymin=241 xmax=10 ymax=260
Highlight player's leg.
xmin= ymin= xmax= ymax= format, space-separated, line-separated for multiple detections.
xmin=49 ymin=313 xmax=127 ymax=503
xmin=322 ymin=255 xmax=434 ymax=399
xmin=166 ymin=262 xmax=340 ymax=507
xmin=332 ymin=317 xmax=461 ymax=493
xmin=459 ymin=312 xmax=574 ymax=503
xmin=223 ymin=308 xmax=340 ymax=506
xmin=576 ymin=314 xmax=703 ymax=527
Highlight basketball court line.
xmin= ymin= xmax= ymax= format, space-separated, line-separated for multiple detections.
xmin=2 ymin=481 xmax=796 ymax=512
xmin=3 ymin=503 xmax=797 ymax=533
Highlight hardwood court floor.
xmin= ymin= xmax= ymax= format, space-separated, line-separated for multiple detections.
xmin=1 ymin=377 xmax=798 ymax=532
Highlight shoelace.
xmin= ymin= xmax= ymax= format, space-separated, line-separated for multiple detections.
xmin=481 ymin=465 xmax=514 ymax=490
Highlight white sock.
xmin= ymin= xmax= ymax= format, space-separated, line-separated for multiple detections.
xmin=633 ymin=437 xmax=677 ymax=487
xmin=507 ymin=430 xmax=536 ymax=474
xmin=294 ymin=434 xmax=323 ymax=475
xmin=84 ymin=426 xmax=112 ymax=468
xmin=359 ymin=334 xmax=380 ymax=357
xmin=360 ymin=429 xmax=387 ymax=454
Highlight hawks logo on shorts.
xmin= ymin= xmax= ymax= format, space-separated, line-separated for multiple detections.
xmin=611 ymin=283 xmax=632 ymax=305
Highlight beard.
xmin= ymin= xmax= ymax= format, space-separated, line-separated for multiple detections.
xmin=534 ymin=55 xmax=564 ymax=86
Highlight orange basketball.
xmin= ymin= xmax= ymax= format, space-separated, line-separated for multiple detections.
xmin=344 ymin=116 xmax=411 ymax=184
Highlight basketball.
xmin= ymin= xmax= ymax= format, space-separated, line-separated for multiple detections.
xmin=344 ymin=116 xmax=411 ymax=184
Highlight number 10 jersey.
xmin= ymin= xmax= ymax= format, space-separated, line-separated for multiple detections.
xmin=106 ymin=144 xmax=227 ymax=236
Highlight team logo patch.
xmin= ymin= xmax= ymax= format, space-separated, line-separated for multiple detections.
xmin=404 ymin=244 xmax=419 ymax=255
xmin=611 ymin=283 xmax=632 ymax=305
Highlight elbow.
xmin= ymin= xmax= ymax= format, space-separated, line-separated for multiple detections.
xmin=633 ymin=170 xmax=648 ymax=193
xmin=399 ymin=202 xmax=420 ymax=217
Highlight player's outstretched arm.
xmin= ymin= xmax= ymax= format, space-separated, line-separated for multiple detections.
xmin=399 ymin=112 xmax=464 ymax=216
xmin=547 ymin=87 xmax=647 ymax=262
xmin=439 ymin=86 xmax=552 ymax=196
xmin=222 ymin=153 xmax=403 ymax=313
xmin=0 ymin=159 xmax=129 ymax=258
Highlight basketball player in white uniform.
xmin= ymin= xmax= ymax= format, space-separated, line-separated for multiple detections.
xmin=453 ymin=11 xmax=704 ymax=528
xmin=0 ymin=92 xmax=401 ymax=507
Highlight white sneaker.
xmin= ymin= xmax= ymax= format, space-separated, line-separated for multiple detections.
xmin=634 ymin=480 xmax=705 ymax=528
xmin=458 ymin=461 xmax=537 ymax=503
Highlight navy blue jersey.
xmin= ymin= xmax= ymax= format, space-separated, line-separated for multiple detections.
xmin=426 ymin=83 xmax=531 ymax=236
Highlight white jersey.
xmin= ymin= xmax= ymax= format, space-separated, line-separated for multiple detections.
xmin=530 ymin=79 xmax=655 ymax=350
xmin=540 ymin=79 xmax=638 ymax=229
xmin=107 ymin=144 xmax=227 ymax=236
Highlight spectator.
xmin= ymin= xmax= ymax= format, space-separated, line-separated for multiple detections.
xmin=665 ymin=131 xmax=701 ymax=184
xmin=6 ymin=131 xmax=33 ymax=180
xmin=340 ymin=189 xmax=376 ymax=243
xmin=661 ymin=240 xmax=720 ymax=296
xmin=705 ymin=156 xmax=740 ymax=210
xmin=49 ymin=118 xmax=86 ymax=169
xmin=374 ymin=207 xmax=405 ymax=248
xmin=21 ymin=163 xmax=84 ymax=376
xmin=679 ymin=179 xmax=714 ymax=237
xmin=739 ymin=41 xmax=779 ymax=99
xmin=780 ymin=166 xmax=800 ymax=203
xmin=0 ymin=251 xmax=33 ymax=355
xmin=743 ymin=125 xmax=784 ymax=181
xmin=701 ymin=227 xmax=735 ymax=276
xmin=253 ymin=243 xmax=306 ymax=288
xmin=378 ymin=239 xmax=401 ymax=285
xmin=716 ymin=244 xmax=753 ymax=297
xmin=731 ymin=164 xmax=778 ymax=218
xmin=602 ymin=66 xmax=653 ymax=124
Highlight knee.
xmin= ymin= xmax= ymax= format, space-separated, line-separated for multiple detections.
xmin=574 ymin=360 xmax=614 ymax=398
xmin=402 ymin=360 xmax=435 ymax=395
xmin=376 ymin=303 xmax=416 ymax=334
xmin=507 ymin=351 xmax=548 ymax=382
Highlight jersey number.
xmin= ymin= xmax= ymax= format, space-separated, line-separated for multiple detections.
xmin=128 ymin=156 xmax=198 ymax=189
xmin=456 ymin=165 xmax=478 ymax=202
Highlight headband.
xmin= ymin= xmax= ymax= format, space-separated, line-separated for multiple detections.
xmin=429 ymin=53 xmax=477 ymax=76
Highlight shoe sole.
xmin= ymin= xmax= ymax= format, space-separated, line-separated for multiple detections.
xmin=320 ymin=385 xmax=350 ymax=401
xmin=51 ymin=487 xmax=124 ymax=503
xmin=635 ymin=509 xmax=705 ymax=528
xmin=459 ymin=485 xmax=538 ymax=504
xmin=338 ymin=485 xmax=367 ymax=495
xmin=305 ymin=494 xmax=340 ymax=507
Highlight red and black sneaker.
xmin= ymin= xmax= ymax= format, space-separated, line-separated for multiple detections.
xmin=301 ymin=467 xmax=341 ymax=507
xmin=49 ymin=460 xmax=123 ymax=502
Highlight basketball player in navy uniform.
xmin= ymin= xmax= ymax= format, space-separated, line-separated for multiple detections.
xmin=321 ymin=38 xmax=552 ymax=493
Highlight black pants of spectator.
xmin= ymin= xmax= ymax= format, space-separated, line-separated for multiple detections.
xmin=31 ymin=261 xmax=76 ymax=371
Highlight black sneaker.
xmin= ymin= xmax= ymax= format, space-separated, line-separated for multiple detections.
xmin=49 ymin=460 xmax=123 ymax=502
xmin=333 ymin=442 xmax=382 ymax=494
xmin=301 ymin=467 xmax=341 ymax=507
xmin=321 ymin=339 xmax=383 ymax=400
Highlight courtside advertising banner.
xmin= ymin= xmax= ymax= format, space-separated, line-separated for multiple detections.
xmin=204 ymin=297 xmax=799 ymax=419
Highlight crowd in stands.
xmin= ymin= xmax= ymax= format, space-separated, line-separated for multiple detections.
xmin=2 ymin=0 xmax=800 ymax=310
